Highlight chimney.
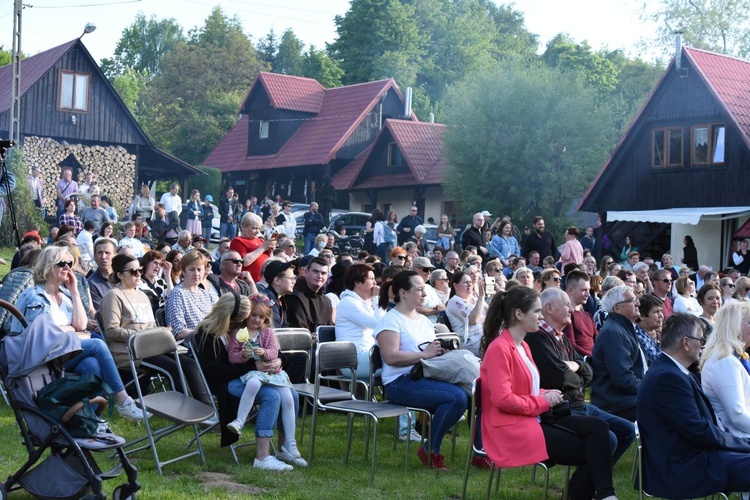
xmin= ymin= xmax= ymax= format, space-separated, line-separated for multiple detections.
xmin=404 ymin=87 xmax=412 ymax=119
xmin=675 ymin=31 xmax=683 ymax=71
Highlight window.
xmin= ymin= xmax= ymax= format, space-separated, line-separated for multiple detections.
xmin=58 ymin=71 xmax=89 ymax=111
xmin=652 ymin=127 xmax=683 ymax=168
xmin=691 ymin=124 xmax=725 ymax=166
xmin=387 ymin=142 xmax=402 ymax=167
xmin=259 ymin=120 xmax=269 ymax=139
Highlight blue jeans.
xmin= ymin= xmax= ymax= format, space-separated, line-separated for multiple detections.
xmin=64 ymin=338 xmax=125 ymax=394
xmin=385 ymin=374 xmax=468 ymax=454
xmin=228 ymin=380 xmax=299 ymax=438
xmin=303 ymin=232 xmax=316 ymax=255
xmin=220 ymin=222 xmax=236 ymax=240
xmin=573 ymin=403 xmax=634 ymax=464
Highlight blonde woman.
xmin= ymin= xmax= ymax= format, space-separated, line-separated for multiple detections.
xmin=700 ymin=303 xmax=750 ymax=439
xmin=512 ymin=267 xmax=534 ymax=288
xmin=133 ymin=184 xmax=155 ymax=221
xmin=231 ymin=212 xmax=276 ymax=282
xmin=673 ymin=276 xmax=701 ymax=316
xmin=733 ymin=277 xmax=750 ymax=302
xmin=186 ymin=189 xmax=203 ymax=237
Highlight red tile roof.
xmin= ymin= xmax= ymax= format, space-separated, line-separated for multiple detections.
xmin=0 ymin=39 xmax=77 ymax=113
xmin=204 ymin=75 xmax=407 ymax=172
xmin=332 ymin=119 xmax=446 ymax=190
xmin=241 ymin=72 xmax=325 ymax=113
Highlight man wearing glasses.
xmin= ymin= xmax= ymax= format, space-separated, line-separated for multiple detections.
xmin=397 ymin=205 xmax=423 ymax=245
xmin=277 ymin=237 xmax=297 ymax=262
xmin=651 ymin=269 xmax=674 ymax=319
xmin=444 ymin=251 xmax=460 ymax=282
xmin=637 ymin=314 xmax=750 ymax=498
xmin=207 ymin=251 xmax=257 ymax=300
xmin=590 ymin=285 xmax=647 ymax=422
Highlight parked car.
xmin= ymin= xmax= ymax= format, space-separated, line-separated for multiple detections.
xmin=423 ymin=223 xmax=438 ymax=253
xmin=327 ymin=212 xmax=370 ymax=237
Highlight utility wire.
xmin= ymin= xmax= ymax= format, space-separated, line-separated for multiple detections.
xmin=27 ymin=0 xmax=141 ymax=8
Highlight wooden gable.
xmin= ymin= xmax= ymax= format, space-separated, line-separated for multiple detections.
xmin=580 ymin=49 xmax=749 ymax=213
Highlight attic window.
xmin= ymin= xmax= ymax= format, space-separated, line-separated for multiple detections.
xmin=691 ymin=124 xmax=725 ymax=166
xmin=259 ymin=120 xmax=269 ymax=139
xmin=387 ymin=142 xmax=402 ymax=167
xmin=58 ymin=70 xmax=89 ymax=112
xmin=652 ymin=127 xmax=683 ymax=168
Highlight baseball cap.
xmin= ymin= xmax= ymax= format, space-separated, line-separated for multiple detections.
xmin=204 ymin=195 xmax=213 ymax=202
xmin=263 ymin=260 xmax=294 ymax=284
xmin=481 ymin=210 xmax=492 ymax=217
xmin=412 ymin=256 xmax=434 ymax=270
xmin=193 ymin=236 xmax=207 ymax=243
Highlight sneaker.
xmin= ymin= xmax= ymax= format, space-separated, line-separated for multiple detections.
xmin=472 ymin=453 xmax=493 ymax=469
xmin=417 ymin=445 xmax=447 ymax=470
xmin=117 ymin=397 xmax=149 ymax=421
xmin=200 ymin=414 xmax=219 ymax=428
xmin=253 ymin=455 xmax=293 ymax=471
xmin=276 ymin=444 xmax=308 ymax=468
xmin=399 ymin=428 xmax=422 ymax=442
xmin=226 ymin=419 xmax=243 ymax=436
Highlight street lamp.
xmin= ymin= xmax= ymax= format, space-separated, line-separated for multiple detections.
xmin=80 ymin=22 xmax=96 ymax=38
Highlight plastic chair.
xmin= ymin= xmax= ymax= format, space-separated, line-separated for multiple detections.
xmin=316 ymin=325 xmax=336 ymax=343
xmin=461 ymin=378 xmax=570 ymax=500
xmin=154 ymin=308 xmax=167 ymax=328
xmin=122 ymin=328 xmax=215 ymax=475
xmin=309 ymin=341 xmax=411 ymax=484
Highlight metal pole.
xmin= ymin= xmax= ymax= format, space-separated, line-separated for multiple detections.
xmin=10 ymin=0 xmax=23 ymax=146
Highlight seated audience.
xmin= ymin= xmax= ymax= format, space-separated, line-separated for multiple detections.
xmin=446 ymin=270 xmax=486 ymax=355
xmin=721 ymin=276 xmax=737 ymax=304
xmin=562 ymin=270 xmax=598 ymax=356
xmin=635 ymin=294 xmax=663 ymax=365
xmin=673 ymin=276 xmax=701 ymax=315
xmin=165 ymin=250 xmax=216 ymax=340
xmin=138 ymin=250 xmax=173 ymax=313
xmin=411 ymin=257 xmax=445 ymax=322
xmin=698 ymin=283 xmax=722 ymax=338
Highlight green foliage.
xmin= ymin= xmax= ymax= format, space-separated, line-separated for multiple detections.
xmin=442 ymin=62 xmax=616 ymax=231
xmin=256 ymin=28 xmax=278 ymax=67
xmin=0 ymin=150 xmax=45 ymax=247
xmin=645 ymin=0 xmax=750 ymax=57
xmin=542 ymin=34 xmax=619 ymax=94
xmin=302 ymin=45 xmax=344 ymax=88
xmin=0 ymin=48 xmax=10 ymax=67
xmin=100 ymin=12 xmax=184 ymax=79
xmin=275 ymin=29 xmax=304 ymax=76
xmin=186 ymin=165 xmax=221 ymax=202
xmin=111 ymin=66 xmax=148 ymax=114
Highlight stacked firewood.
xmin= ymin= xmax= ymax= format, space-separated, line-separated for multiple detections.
xmin=23 ymin=136 xmax=135 ymax=217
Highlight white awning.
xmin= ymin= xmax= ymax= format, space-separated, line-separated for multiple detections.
xmin=607 ymin=207 xmax=750 ymax=226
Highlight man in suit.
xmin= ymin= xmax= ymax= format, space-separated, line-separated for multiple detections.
xmin=637 ymin=313 xmax=750 ymax=498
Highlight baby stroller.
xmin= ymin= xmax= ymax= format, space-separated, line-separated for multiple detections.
xmin=0 ymin=304 xmax=140 ymax=500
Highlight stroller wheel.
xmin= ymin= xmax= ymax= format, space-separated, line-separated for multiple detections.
xmin=112 ymin=485 xmax=136 ymax=500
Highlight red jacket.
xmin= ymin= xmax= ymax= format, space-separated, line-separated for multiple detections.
xmin=480 ymin=329 xmax=550 ymax=467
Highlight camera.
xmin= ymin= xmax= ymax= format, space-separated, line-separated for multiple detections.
xmin=540 ymin=400 xmax=571 ymax=425
xmin=0 ymin=140 xmax=15 ymax=149
xmin=439 ymin=337 xmax=459 ymax=351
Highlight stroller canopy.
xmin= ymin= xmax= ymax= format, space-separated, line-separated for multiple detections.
xmin=3 ymin=313 xmax=82 ymax=379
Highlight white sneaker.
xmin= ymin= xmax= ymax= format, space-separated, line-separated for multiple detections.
xmin=253 ymin=455 xmax=293 ymax=471
xmin=399 ymin=429 xmax=422 ymax=442
xmin=117 ymin=397 xmax=149 ymax=421
xmin=276 ymin=443 xmax=308 ymax=468
xmin=226 ymin=419 xmax=243 ymax=436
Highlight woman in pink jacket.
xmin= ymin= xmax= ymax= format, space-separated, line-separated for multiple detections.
xmin=480 ymin=286 xmax=617 ymax=500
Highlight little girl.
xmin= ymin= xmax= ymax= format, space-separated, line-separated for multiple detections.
xmin=226 ymin=293 xmax=307 ymax=467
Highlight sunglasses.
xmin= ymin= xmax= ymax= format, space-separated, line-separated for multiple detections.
xmin=658 ymin=278 xmax=672 ymax=283
xmin=122 ymin=267 xmax=143 ymax=276
xmin=252 ymin=294 xmax=275 ymax=308
xmin=550 ymin=277 xmax=561 ymax=282
xmin=224 ymin=259 xmax=243 ymax=265
xmin=56 ymin=261 xmax=73 ymax=269
xmin=394 ymin=255 xmax=406 ymax=260
xmin=725 ymin=283 xmax=736 ymax=288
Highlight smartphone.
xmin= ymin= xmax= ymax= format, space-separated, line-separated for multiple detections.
xmin=485 ymin=276 xmax=496 ymax=296
xmin=271 ymin=232 xmax=278 ymax=240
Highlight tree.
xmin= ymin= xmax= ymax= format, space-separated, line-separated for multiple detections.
xmin=442 ymin=62 xmax=615 ymax=230
xmin=256 ymin=28 xmax=278 ymax=67
xmin=111 ymin=66 xmax=148 ymax=115
xmin=0 ymin=150 xmax=45 ymax=246
xmin=542 ymin=34 xmax=619 ymax=95
xmin=100 ymin=13 xmax=184 ymax=79
xmin=645 ymin=0 xmax=750 ymax=57
xmin=329 ymin=0 xmax=426 ymax=86
xmin=302 ymin=45 xmax=344 ymax=87
xmin=274 ymin=29 xmax=304 ymax=75
xmin=0 ymin=48 xmax=10 ymax=67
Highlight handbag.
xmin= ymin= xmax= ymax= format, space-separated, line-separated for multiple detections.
xmin=412 ymin=349 xmax=480 ymax=395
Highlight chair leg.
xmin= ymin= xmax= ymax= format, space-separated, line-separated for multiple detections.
xmin=461 ymin=438 xmax=473 ymax=499
xmin=562 ymin=465 xmax=571 ymax=500
xmin=369 ymin=417 xmax=378 ymax=486
xmin=541 ymin=464 xmax=550 ymax=500
xmin=298 ymin=399 xmax=309 ymax=444
xmin=494 ymin=467 xmax=501 ymax=492
xmin=307 ymin=402 xmax=319 ymax=464
xmin=344 ymin=413 xmax=354 ymax=465
xmin=404 ymin=413 xmax=411 ymax=472
xmin=451 ymin=422 xmax=458 ymax=463
xmin=485 ymin=464 xmax=495 ymax=500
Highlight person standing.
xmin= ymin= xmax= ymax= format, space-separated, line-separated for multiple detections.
xmin=522 ymin=216 xmax=559 ymax=261
xmin=81 ymin=194 xmax=111 ymax=232
xmin=28 ymin=166 xmax=46 ymax=219
xmin=55 ymin=167 xmax=78 ymax=219
xmin=159 ymin=183 xmax=182 ymax=218
xmin=302 ymin=202 xmax=324 ymax=255
xmin=682 ymin=235 xmax=699 ymax=272
xmin=186 ymin=189 xmax=203 ymax=237
xmin=278 ymin=201 xmax=296 ymax=238
xmin=397 ymin=206 xmax=423 ymax=246
xmin=733 ymin=239 xmax=750 ymax=276
xmin=461 ymin=213 xmax=489 ymax=262
xmin=219 ymin=186 xmax=240 ymax=239
xmin=201 ymin=195 xmax=215 ymax=243
xmin=560 ymin=227 xmax=584 ymax=273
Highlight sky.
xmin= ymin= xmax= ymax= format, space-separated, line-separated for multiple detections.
xmin=0 ymin=0 xmax=661 ymax=64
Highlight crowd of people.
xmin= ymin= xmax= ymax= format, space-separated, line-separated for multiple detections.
xmin=10 ymin=173 xmax=750 ymax=496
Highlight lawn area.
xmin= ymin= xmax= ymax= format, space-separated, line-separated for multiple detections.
xmin=0 ymin=247 xmax=15 ymax=279
xmin=0 ymin=402 xmax=640 ymax=499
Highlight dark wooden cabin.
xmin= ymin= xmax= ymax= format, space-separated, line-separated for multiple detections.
xmin=202 ymin=72 xmax=415 ymax=208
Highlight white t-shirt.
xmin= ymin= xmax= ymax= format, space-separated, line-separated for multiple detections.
xmin=375 ymin=308 xmax=436 ymax=384
xmin=45 ymin=291 xmax=73 ymax=328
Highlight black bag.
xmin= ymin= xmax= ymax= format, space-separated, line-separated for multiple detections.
xmin=36 ymin=373 xmax=111 ymax=438
xmin=539 ymin=400 xmax=572 ymax=426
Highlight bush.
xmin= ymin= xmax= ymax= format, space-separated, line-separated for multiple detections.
xmin=0 ymin=150 xmax=45 ymax=247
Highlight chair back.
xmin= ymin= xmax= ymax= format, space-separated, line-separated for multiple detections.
xmin=154 ymin=308 xmax=167 ymax=327
xmin=316 ymin=325 xmax=336 ymax=343
xmin=128 ymin=328 xmax=178 ymax=360
xmin=275 ymin=328 xmax=313 ymax=351
xmin=316 ymin=341 xmax=357 ymax=373
xmin=368 ymin=345 xmax=384 ymax=400
xmin=436 ymin=310 xmax=451 ymax=329
xmin=433 ymin=323 xmax=450 ymax=334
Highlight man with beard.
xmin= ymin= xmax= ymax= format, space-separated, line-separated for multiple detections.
xmin=522 ymin=216 xmax=559 ymax=261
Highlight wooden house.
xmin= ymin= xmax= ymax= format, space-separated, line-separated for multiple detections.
xmin=579 ymin=44 xmax=750 ymax=269
xmin=202 ymin=72 xmax=422 ymax=213
xmin=331 ymin=119 xmax=454 ymax=221
xmin=0 ymin=39 xmax=200 ymax=217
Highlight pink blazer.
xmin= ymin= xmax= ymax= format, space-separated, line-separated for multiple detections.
xmin=480 ymin=329 xmax=550 ymax=467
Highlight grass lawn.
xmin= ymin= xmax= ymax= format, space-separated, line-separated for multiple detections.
xmin=0 ymin=402 xmax=640 ymax=499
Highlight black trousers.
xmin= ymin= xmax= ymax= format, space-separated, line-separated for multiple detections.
xmin=541 ymin=415 xmax=615 ymax=500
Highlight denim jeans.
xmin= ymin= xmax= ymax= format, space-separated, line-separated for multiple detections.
xmin=303 ymin=232 xmax=317 ymax=255
xmin=64 ymin=338 xmax=125 ymax=394
xmin=228 ymin=380 xmax=299 ymax=438
xmin=385 ymin=374 xmax=468 ymax=454
xmin=573 ymin=403 xmax=635 ymax=464
xmin=220 ymin=222 xmax=236 ymax=240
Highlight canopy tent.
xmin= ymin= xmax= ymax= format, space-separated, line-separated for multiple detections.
xmin=607 ymin=207 xmax=750 ymax=226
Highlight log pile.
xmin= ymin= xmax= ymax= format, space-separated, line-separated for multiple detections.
xmin=23 ymin=136 xmax=136 ymax=219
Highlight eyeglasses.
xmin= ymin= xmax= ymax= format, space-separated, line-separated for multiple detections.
xmin=394 ymin=255 xmax=406 ymax=260
xmin=285 ymin=244 xmax=296 ymax=248
xmin=224 ymin=259 xmax=243 ymax=265
xmin=616 ymin=297 xmax=639 ymax=306
xmin=321 ymin=254 xmax=334 ymax=259
xmin=658 ymin=278 xmax=672 ymax=283
xmin=122 ymin=267 xmax=143 ymax=276
xmin=56 ymin=261 xmax=73 ymax=269
xmin=278 ymin=275 xmax=296 ymax=282
xmin=550 ymin=277 xmax=561 ymax=283
xmin=685 ymin=335 xmax=706 ymax=346
xmin=725 ymin=283 xmax=736 ymax=288
xmin=252 ymin=294 xmax=275 ymax=307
